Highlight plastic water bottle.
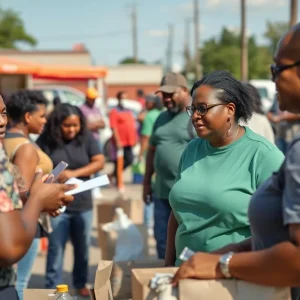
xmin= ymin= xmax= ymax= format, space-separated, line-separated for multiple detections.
xmin=55 ymin=285 xmax=73 ymax=299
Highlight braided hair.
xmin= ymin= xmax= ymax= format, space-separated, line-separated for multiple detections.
xmin=191 ymin=71 xmax=253 ymax=122
xmin=243 ymin=83 xmax=264 ymax=115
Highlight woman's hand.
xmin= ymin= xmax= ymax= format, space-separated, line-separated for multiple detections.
xmin=48 ymin=209 xmax=61 ymax=218
xmin=172 ymin=253 xmax=223 ymax=287
xmin=29 ymin=171 xmax=77 ymax=212
xmin=56 ymin=170 xmax=76 ymax=183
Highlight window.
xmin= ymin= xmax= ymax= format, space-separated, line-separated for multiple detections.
xmin=257 ymin=88 xmax=268 ymax=99
xmin=62 ymin=91 xmax=84 ymax=106
xmin=42 ymin=90 xmax=56 ymax=102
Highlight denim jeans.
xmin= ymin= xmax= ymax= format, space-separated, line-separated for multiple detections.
xmin=144 ymin=202 xmax=154 ymax=229
xmin=276 ymin=137 xmax=291 ymax=155
xmin=153 ymin=195 xmax=172 ymax=259
xmin=45 ymin=209 xmax=93 ymax=289
xmin=16 ymin=238 xmax=40 ymax=300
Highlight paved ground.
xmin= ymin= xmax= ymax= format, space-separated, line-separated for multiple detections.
xmin=28 ymin=163 xmax=154 ymax=299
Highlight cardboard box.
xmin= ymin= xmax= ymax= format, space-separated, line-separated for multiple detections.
xmin=24 ymin=289 xmax=55 ymax=300
xmin=111 ymin=260 xmax=165 ymax=299
xmin=90 ymin=260 xmax=113 ymax=300
xmin=97 ymin=198 xmax=144 ymax=225
xmin=97 ymin=223 xmax=149 ymax=260
xmin=132 ymin=267 xmax=177 ymax=300
xmin=24 ymin=263 xmax=113 ymax=300
xmin=131 ymin=267 xmax=291 ymax=300
xmin=178 ymin=279 xmax=291 ymax=300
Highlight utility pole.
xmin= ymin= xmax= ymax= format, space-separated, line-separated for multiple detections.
xmin=289 ymin=0 xmax=298 ymax=28
xmin=194 ymin=0 xmax=202 ymax=79
xmin=166 ymin=24 xmax=174 ymax=73
xmin=240 ymin=0 xmax=248 ymax=81
xmin=184 ymin=18 xmax=192 ymax=74
xmin=131 ymin=2 xmax=138 ymax=63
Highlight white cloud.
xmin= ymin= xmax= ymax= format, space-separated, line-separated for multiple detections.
xmin=146 ymin=30 xmax=169 ymax=37
xmin=204 ymin=0 xmax=285 ymax=9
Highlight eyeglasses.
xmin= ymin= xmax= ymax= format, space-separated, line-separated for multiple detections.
xmin=186 ymin=103 xmax=226 ymax=117
xmin=270 ymin=60 xmax=300 ymax=81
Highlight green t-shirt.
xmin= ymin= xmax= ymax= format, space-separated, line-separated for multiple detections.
xmin=141 ymin=109 xmax=161 ymax=137
xmin=150 ymin=110 xmax=196 ymax=199
xmin=169 ymin=127 xmax=284 ymax=266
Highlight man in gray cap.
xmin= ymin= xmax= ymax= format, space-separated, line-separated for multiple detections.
xmin=143 ymin=72 xmax=195 ymax=259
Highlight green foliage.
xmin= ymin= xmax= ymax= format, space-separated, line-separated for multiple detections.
xmin=119 ymin=57 xmax=146 ymax=64
xmin=0 ymin=8 xmax=37 ymax=48
xmin=264 ymin=21 xmax=288 ymax=53
xmin=201 ymin=27 xmax=272 ymax=80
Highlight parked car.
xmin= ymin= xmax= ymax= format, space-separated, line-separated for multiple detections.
xmin=32 ymin=85 xmax=85 ymax=113
xmin=31 ymin=86 xmax=142 ymax=161
xmin=249 ymin=80 xmax=276 ymax=113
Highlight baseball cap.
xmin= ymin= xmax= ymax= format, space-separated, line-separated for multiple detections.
xmin=86 ymin=87 xmax=98 ymax=99
xmin=156 ymin=72 xmax=188 ymax=94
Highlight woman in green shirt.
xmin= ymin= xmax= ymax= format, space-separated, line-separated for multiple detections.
xmin=165 ymin=71 xmax=284 ymax=266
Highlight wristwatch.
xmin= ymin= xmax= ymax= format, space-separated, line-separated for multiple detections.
xmin=219 ymin=251 xmax=234 ymax=278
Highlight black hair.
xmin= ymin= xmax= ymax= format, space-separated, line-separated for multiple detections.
xmin=116 ymin=91 xmax=126 ymax=100
xmin=38 ymin=103 xmax=87 ymax=150
xmin=243 ymin=83 xmax=264 ymax=115
xmin=6 ymin=90 xmax=48 ymax=123
xmin=190 ymin=70 xmax=253 ymax=122
xmin=53 ymin=96 xmax=62 ymax=106
xmin=137 ymin=89 xmax=144 ymax=97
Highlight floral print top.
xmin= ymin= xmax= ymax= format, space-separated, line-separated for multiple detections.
xmin=0 ymin=144 xmax=22 ymax=288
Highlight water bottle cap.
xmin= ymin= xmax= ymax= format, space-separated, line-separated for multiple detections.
xmin=56 ymin=284 xmax=68 ymax=293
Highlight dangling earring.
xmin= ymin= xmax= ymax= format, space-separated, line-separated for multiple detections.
xmin=227 ymin=117 xmax=232 ymax=137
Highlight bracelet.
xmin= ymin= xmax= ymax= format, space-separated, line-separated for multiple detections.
xmin=219 ymin=251 xmax=234 ymax=278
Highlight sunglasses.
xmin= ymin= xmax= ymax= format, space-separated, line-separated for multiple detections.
xmin=270 ymin=60 xmax=300 ymax=81
xmin=186 ymin=103 xmax=226 ymax=117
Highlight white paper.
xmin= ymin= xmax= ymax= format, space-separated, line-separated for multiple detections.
xmin=65 ymin=177 xmax=84 ymax=185
xmin=65 ymin=175 xmax=110 ymax=196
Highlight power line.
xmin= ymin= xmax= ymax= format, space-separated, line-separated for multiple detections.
xmin=37 ymin=30 xmax=130 ymax=42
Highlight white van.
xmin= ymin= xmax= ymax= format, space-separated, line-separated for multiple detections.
xmin=249 ymin=79 xmax=276 ymax=113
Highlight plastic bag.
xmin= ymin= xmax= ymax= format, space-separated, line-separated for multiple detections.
xmin=102 ymin=208 xmax=144 ymax=261
xmin=150 ymin=273 xmax=178 ymax=300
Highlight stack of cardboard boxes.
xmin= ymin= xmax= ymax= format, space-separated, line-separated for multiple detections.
xmin=96 ymin=197 xmax=164 ymax=299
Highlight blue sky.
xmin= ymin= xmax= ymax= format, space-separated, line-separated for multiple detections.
xmin=1 ymin=0 xmax=295 ymax=68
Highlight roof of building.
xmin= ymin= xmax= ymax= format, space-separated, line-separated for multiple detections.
xmin=0 ymin=56 xmax=107 ymax=79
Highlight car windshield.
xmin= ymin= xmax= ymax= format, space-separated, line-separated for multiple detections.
xmin=62 ymin=90 xmax=84 ymax=106
xmin=257 ymin=87 xmax=268 ymax=99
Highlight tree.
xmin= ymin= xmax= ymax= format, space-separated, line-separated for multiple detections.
xmin=0 ymin=8 xmax=37 ymax=49
xmin=119 ymin=57 xmax=146 ymax=64
xmin=264 ymin=21 xmax=288 ymax=53
xmin=200 ymin=27 xmax=271 ymax=80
